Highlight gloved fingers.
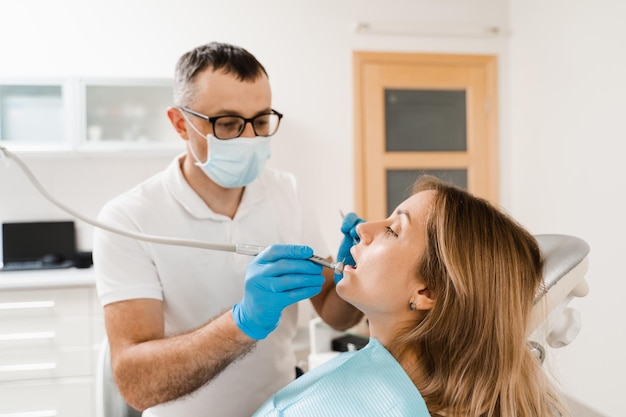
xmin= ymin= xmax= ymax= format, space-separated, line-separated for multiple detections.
xmin=255 ymin=272 xmax=325 ymax=293
xmin=348 ymin=227 xmax=360 ymax=244
xmin=336 ymin=213 xmax=363 ymax=282
xmin=231 ymin=304 xmax=277 ymax=340
xmin=338 ymin=257 xmax=355 ymax=269
xmin=340 ymin=212 xmax=365 ymax=234
xmin=337 ymin=232 xmax=358 ymax=263
xmin=257 ymin=244 xmax=314 ymax=262
xmin=340 ymin=252 xmax=356 ymax=267
xmin=280 ymin=284 xmax=324 ymax=303
xmin=252 ymin=257 xmax=324 ymax=278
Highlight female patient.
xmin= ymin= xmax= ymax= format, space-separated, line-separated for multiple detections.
xmin=254 ymin=175 xmax=570 ymax=417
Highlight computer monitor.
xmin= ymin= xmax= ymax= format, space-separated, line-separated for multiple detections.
xmin=1 ymin=220 xmax=76 ymax=270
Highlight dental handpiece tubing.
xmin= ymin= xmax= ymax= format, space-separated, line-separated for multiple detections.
xmin=235 ymin=244 xmax=343 ymax=274
xmin=1 ymin=146 xmax=343 ymax=274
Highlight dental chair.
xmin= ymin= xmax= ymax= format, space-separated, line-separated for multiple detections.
xmin=529 ymin=234 xmax=590 ymax=361
xmin=309 ymin=234 xmax=591 ymax=368
xmin=95 ymin=235 xmax=591 ymax=412
xmin=96 ymin=338 xmax=141 ymax=417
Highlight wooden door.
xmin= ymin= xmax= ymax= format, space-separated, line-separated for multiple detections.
xmin=353 ymin=52 xmax=498 ymax=219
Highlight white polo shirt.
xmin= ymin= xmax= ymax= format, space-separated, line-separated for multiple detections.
xmin=93 ymin=155 xmax=330 ymax=417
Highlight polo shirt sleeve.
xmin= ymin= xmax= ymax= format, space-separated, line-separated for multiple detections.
xmin=93 ymin=195 xmax=163 ymax=307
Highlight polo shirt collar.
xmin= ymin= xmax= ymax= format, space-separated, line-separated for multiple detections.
xmin=165 ymin=154 xmax=268 ymax=220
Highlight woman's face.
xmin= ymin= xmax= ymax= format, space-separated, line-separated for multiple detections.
xmin=337 ymin=190 xmax=435 ymax=325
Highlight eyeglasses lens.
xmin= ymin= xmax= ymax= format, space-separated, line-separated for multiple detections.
xmin=214 ymin=114 xmax=280 ymax=139
xmin=214 ymin=117 xmax=243 ymax=139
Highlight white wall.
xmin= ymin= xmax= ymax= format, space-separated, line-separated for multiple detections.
xmin=0 ymin=0 xmax=510 ymax=250
xmin=0 ymin=0 xmax=620 ymax=415
xmin=509 ymin=1 xmax=625 ymax=416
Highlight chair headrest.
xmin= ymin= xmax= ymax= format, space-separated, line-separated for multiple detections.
xmin=536 ymin=234 xmax=590 ymax=292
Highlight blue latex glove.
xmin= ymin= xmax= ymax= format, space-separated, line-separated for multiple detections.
xmin=335 ymin=212 xmax=365 ymax=283
xmin=233 ymin=244 xmax=324 ymax=340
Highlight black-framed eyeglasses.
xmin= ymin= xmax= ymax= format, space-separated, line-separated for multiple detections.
xmin=180 ymin=107 xmax=283 ymax=140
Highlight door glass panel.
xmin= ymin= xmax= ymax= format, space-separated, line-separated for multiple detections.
xmin=385 ymin=89 xmax=466 ymax=152
xmin=386 ymin=169 xmax=467 ymax=216
xmin=0 ymin=85 xmax=64 ymax=143
xmin=85 ymin=85 xmax=173 ymax=143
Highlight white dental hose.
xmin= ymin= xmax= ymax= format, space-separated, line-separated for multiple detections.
xmin=0 ymin=146 xmax=343 ymax=274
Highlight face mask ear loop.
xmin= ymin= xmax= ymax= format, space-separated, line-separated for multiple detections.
xmin=186 ymin=142 xmax=205 ymax=167
xmin=181 ymin=112 xmax=210 ymax=165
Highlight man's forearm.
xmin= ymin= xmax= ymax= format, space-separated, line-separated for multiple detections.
xmin=114 ymin=311 xmax=255 ymax=411
xmin=311 ymin=269 xmax=364 ymax=331
xmin=317 ymin=290 xmax=363 ymax=331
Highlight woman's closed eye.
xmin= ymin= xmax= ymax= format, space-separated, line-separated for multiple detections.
xmin=386 ymin=226 xmax=398 ymax=237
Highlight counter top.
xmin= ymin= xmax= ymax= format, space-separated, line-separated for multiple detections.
xmin=0 ymin=267 xmax=96 ymax=290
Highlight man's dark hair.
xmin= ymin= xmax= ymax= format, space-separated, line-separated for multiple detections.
xmin=173 ymin=42 xmax=268 ymax=106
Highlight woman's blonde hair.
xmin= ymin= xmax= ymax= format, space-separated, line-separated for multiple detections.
xmin=391 ymin=175 xmax=569 ymax=417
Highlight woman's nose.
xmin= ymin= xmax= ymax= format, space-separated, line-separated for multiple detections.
xmin=355 ymin=222 xmax=370 ymax=244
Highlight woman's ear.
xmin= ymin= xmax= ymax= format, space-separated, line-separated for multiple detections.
xmin=411 ymin=286 xmax=435 ymax=311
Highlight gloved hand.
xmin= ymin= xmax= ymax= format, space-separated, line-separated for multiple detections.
xmin=233 ymin=244 xmax=324 ymax=340
xmin=335 ymin=212 xmax=365 ymax=283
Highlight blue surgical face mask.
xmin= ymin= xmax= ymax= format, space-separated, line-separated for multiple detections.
xmin=184 ymin=116 xmax=271 ymax=188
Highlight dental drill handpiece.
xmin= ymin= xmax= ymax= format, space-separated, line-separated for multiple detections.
xmin=235 ymin=244 xmax=345 ymax=275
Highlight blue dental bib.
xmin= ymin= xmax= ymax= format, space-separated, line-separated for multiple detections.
xmin=253 ymin=337 xmax=431 ymax=416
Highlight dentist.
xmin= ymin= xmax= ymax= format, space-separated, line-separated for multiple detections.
xmin=93 ymin=42 xmax=362 ymax=417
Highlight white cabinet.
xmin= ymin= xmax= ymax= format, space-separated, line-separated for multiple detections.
xmin=0 ymin=269 xmax=104 ymax=417
xmin=83 ymin=80 xmax=174 ymax=147
xmin=0 ymin=83 xmax=65 ymax=147
xmin=0 ymin=78 xmax=175 ymax=152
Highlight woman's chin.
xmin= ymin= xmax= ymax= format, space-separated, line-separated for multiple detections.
xmin=335 ymin=265 xmax=356 ymax=294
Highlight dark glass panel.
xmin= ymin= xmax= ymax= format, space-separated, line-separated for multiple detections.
xmin=386 ymin=169 xmax=467 ymax=216
xmin=385 ymin=89 xmax=466 ymax=152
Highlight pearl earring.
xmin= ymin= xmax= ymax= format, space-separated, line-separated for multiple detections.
xmin=409 ymin=301 xmax=416 ymax=311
